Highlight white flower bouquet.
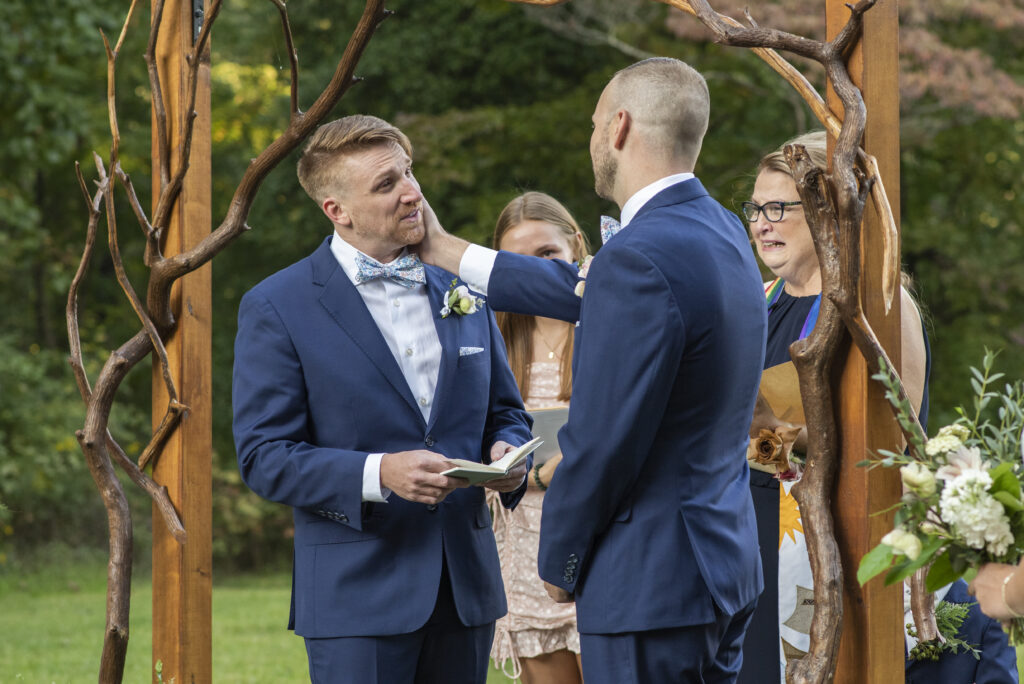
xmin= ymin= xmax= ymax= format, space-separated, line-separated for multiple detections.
xmin=858 ymin=350 xmax=1024 ymax=644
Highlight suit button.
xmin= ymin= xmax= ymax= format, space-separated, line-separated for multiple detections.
xmin=424 ymin=435 xmax=435 ymax=447
xmin=427 ymin=504 xmax=438 ymax=512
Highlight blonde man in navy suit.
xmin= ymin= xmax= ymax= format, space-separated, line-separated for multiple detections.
xmin=419 ymin=58 xmax=767 ymax=683
xmin=232 ymin=115 xmax=533 ymax=683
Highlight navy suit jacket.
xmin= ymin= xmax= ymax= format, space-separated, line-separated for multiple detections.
xmin=905 ymin=580 xmax=1019 ymax=684
xmin=232 ymin=236 xmax=532 ymax=638
xmin=488 ymin=179 xmax=767 ymax=634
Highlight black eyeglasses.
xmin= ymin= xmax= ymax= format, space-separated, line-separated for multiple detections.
xmin=741 ymin=201 xmax=802 ymax=223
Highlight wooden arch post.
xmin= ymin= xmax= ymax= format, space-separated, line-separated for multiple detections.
xmin=150 ymin=0 xmax=213 ymax=682
xmin=826 ymin=0 xmax=904 ymax=681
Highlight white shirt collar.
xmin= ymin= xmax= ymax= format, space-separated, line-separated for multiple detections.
xmin=329 ymin=232 xmax=414 ymax=288
xmin=619 ymin=172 xmax=695 ymax=228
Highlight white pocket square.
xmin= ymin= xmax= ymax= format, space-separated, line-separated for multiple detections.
xmin=459 ymin=346 xmax=485 ymax=357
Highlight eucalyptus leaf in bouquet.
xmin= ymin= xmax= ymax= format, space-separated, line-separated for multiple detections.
xmin=857 ymin=350 xmax=1024 ymax=644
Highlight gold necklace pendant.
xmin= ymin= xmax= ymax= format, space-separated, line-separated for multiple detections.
xmin=537 ymin=326 xmax=562 ymax=361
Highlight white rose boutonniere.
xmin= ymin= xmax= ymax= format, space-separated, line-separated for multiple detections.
xmin=575 ymin=255 xmax=593 ymax=298
xmin=441 ymin=278 xmax=484 ymax=318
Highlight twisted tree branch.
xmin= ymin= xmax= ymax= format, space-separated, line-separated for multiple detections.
xmin=786 ymin=145 xmax=848 ymax=684
xmin=70 ymin=2 xmax=392 ymax=680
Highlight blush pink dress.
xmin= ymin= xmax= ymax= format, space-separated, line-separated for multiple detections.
xmin=488 ymin=361 xmax=580 ymax=680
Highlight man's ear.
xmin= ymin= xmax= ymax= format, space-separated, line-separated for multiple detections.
xmin=322 ymin=197 xmax=351 ymax=227
xmin=611 ymin=110 xmax=631 ymax=151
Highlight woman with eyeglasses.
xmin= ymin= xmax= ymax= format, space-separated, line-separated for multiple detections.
xmin=739 ymin=130 xmax=930 ymax=682
xmin=741 ymin=132 xmax=1018 ymax=683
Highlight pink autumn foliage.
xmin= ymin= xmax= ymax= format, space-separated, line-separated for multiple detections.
xmin=665 ymin=0 xmax=1024 ymax=119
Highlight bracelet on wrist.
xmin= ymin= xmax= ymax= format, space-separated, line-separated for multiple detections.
xmin=532 ymin=463 xmax=548 ymax=491
xmin=1002 ymin=573 xmax=1024 ymax=618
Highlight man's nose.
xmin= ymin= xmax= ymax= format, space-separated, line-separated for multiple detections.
xmin=400 ymin=175 xmax=423 ymax=203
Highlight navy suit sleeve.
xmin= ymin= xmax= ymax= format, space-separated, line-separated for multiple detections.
xmin=976 ymin=611 xmax=1020 ymax=684
xmin=232 ymin=290 xmax=368 ymax=530
xmin=481 ymin=306 xmax=534 ymax=509
xmin=538 ymin=244 xmax=684 ymax=592
xmin=487 ymin=251 xmax=582 ymax=322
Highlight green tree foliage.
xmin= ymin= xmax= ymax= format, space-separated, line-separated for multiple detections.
xmin=3 ymin=0 xmax=1021 ymax=568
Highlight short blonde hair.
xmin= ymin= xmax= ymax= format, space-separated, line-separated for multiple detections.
xmin=296 ymin=115 xmax=412 ymax=203
xmin=757 ymin=130 xmax=828 ymax=177
xmin=606 ymin=58 xmax=710 ymax=169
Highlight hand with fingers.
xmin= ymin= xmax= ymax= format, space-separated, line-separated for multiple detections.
xmin=380 ymin=449 xmax=469 ymax=505
xmin=481 ymin=440 xmax=529 ymax=493
xmin=415 ymin=198 xmax=469 ymax=274
xmin=968 ymin=562 xmax=1024 ymax=625
xmin=544 ymin=581 xmax=574 ymax=604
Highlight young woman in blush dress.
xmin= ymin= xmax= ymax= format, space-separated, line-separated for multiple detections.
xmin=488 ymin=192 xmax=589 ymax=684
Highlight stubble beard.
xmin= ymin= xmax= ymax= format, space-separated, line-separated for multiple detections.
xmin=592 ymin=147 xmax=617 ymax=202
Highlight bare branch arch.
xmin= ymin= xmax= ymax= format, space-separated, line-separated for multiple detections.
xmin=69 ymin=1 xmax=928 ymax=681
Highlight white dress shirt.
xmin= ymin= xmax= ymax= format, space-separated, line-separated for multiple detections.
xmin=330 ymin=233 xmax=443 ymax=502
xmin=458 ymin=173 xmax=695 ymax=294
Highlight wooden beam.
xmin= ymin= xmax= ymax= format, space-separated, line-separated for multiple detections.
xmin=151 ymin=1 xmax=213 ymax=682
xmin=825 ymin=0 xmax=904 ymax=681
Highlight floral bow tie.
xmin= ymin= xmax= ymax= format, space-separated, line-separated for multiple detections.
xmin=354 ymin=252 xmax=426 ymax=289
xmin=600 ymin=215 xmax=622 ymax=244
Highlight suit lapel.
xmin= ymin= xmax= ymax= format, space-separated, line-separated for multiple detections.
xmin=425 ymin=266 xmax=459 ymax=432
xmin=312 ymin=239 xmax=424 ymax=422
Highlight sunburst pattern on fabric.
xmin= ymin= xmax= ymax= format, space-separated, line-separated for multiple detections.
xmin=780 ymin=482 xmax=803 ymax=548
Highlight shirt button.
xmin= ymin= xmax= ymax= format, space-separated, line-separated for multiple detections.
xmin=419 ymin=397 xmax=429 ymax=406
xmin=405 ymin=347 xmax=414 ymax=356
xmin=392 ymin=300 xmax=401 ymax=308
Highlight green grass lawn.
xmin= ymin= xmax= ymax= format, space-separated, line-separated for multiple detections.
xmin=13 ymin=550 xmax=1019 ymax=683
xmin=0 ymin=552 xmax=515 ymax=683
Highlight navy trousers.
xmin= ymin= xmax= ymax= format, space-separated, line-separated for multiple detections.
xmin=579 ymin=598 xmax=757 ymax=684
xmin=304 ymin=561 xmax=494 ymax=684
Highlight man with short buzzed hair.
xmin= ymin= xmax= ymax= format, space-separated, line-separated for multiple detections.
xmin=232 ymin=114 xmax=533 ymax=683
xmin=420 ymin=57 xmax=767 ymax=682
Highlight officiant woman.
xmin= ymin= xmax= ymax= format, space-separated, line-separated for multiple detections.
xmin=740 ymin=131 xmax=929 ymax=682
xmin=487 ymin=192 xmax=589 ymax=684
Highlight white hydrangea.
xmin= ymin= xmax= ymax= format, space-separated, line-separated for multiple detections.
xmin=939 ymin=468 xmax=1014 ymax=557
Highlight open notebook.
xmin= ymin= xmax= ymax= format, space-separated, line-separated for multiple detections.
xmin=441 ymin=436 xmax=544 ymax=485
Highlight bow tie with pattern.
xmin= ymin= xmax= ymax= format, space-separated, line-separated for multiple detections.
xmin=354 ymin=252 xmax=426 ymax=289
xmin=600 ymin=215 xmax=622 ymax=244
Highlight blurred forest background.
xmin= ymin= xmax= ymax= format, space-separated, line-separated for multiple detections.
xmin=1 ymin=0 xmax=1022 ymax=572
